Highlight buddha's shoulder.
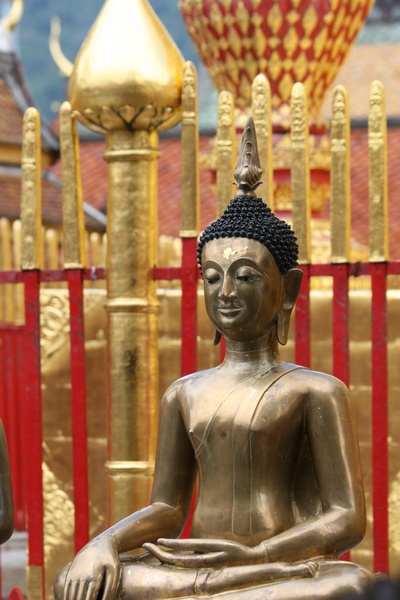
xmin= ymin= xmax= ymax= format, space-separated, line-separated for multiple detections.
xmin=162 ymin=367 xmax=220 ymax=399
xmin=282 ymin=363 xmax=350 ymax=398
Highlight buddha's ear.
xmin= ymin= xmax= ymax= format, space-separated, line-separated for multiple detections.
xmin=276 ymin=268 xmax=303 ymax=346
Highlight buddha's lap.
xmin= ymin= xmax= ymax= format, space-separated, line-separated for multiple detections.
xmin=118 ymin=555 xmax=375 ymax=599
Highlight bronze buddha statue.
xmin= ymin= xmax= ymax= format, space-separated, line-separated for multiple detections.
xmin=55 ymin=119 xmax=375 ymax=599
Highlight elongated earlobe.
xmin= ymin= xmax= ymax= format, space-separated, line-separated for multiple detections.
xmin=276 ymin=268 xmax=303 ymax=345
xmin=213 ymin=330 xmax=222 ymax=346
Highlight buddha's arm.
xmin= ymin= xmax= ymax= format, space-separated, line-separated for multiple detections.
xmin=264 ymin=374 xmax=365 ymax=563
xmin=0 ymin=421 xmax=13 ymax=544
xmin=111 ymin=381 xmax=197 ymax=552
xmin=59 ymin=382 xmax=196 ymax=600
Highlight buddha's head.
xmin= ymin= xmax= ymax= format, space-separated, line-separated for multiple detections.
xmin=198 ymin=118 xmax=303 ymax=346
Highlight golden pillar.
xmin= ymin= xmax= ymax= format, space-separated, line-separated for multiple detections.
xmin=68 ymin=0 xmax=183 ymax=524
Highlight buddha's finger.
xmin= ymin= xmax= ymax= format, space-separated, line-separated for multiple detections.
xmin=157 ymin=538 xmax=228 ymax=552
xmin=66 ymin=580 xmax=78 ymax=600
xmin=102 ymin=565 xmax=119 ymax=599
xmin=84 ymin=580 xmax=99 ymax=600
xmin=75 ymin=580 xmax=90 ymax=600
xmin=144 ymin=543 xmax=224 ymax=567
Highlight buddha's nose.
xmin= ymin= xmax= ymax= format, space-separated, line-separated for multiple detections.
xmin=219 ymin=275 xmax=237 ymax=299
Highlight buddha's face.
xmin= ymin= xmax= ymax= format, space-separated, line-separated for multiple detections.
xmin=202 ymin=238 xmax=283 ymax=342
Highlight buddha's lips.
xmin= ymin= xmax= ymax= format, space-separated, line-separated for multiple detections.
xmin=217 ymin=305 xmax=242 ymax=315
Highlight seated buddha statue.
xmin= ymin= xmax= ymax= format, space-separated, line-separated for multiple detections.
xmin=0 ymin=420 xmax=14 ymax=544
xmin=55 ymin=118 xmax=375 ymax=599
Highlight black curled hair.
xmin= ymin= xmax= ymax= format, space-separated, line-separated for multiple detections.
xmin=197 ymin=196 xmax=298 ymax=275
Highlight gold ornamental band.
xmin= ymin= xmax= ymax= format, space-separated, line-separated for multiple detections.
xmin=105 ymin=460 xmax=155 ymax=476
xmin=180 ymin=229 xmax=199 ymax=238
xmin=105 ymin=297 xmax=160 ymax=314
xmin=103 ymin=147 xmax=162 ymax=163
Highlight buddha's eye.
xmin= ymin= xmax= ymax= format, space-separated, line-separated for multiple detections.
xmin=203 ymin=269 xmax=220 ymax=285
xmin=236 ymin=267 xmax=262 ymax=283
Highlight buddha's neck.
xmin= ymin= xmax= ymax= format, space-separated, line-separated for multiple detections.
xmin=223 ymin=334 xmax=280 ymax=369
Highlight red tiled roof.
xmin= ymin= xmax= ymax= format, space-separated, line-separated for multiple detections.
xmin=0 ymin=76 xmax=24 ymax=145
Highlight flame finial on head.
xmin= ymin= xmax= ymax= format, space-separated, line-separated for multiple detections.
xmin=233 ymin=117 xmax=263 ymax=198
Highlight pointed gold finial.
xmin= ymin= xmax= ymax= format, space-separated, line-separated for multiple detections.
xmin=234 ymin=117 xmax=263 ymax=198
xmin=1 ymin=0 xmax=23 ymax=32
xmin=69 ymin=0 xmax=184 ymax=133
xmin=49 ymin=16 xmax=73 ymax=78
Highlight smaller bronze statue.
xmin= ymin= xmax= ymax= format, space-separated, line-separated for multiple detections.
xmin=55 ymin=118 xmax=375 ymax=599
xmin=0 ymin=420 xmax=14 ymax=544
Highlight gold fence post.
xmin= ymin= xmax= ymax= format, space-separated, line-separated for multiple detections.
xmin=290 ymin=82 xmax=311 ymax=263
xmin=216 ymin=91 xmax=235 ymax=216
xmin=368 ymin=80 xmax=388 ymax=262
xmin=181 ymin=61 xmax=199 ymax=238
xmin=252 ymin=74 xmax=274 ymax=211
xmin=331 ymin=85 xmax=351 ymax=263
xmin=21 ymin=106 xmax=44 ymax=600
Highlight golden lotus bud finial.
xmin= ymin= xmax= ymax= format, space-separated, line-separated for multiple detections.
xmin=234 ymin=117 xmax=263 ymax=198
xmin=68 ymin=0 xmax=184 ymax=133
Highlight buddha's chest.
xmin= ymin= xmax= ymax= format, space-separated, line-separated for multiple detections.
xmin=180 ymin=367 xmax=304 ymax=458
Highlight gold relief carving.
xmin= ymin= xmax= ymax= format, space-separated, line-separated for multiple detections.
xmin=268 ymin=50 xmax=282 ymax=81
xmin=254 ymin=27 xmax=267 ymax=56
xmin=43 ymin=462 xmax=74 ymax=551
xmin=210 ymin=3 xmax=223 ymax=36
xmin=224 ymin=12 xmax=235 ymax=27
xmin=291 ymin=0 xmax=301 ymax=8
xmin=250 ymin=0 xmax=262 ymax=8
xmin=303 ymin=5 xmax=318 ymax=36
xmin=250 ymin=11 xmax=263 ymax=27
xmin=40 ymin=291 xmax=70 ymax=364
xmin=268 ymin=36 xmax=281 ymax=50
xmin=331 ymin=29 xmax=346 ymax=61
xmin=323 ymin=10 xmax=334 ymax=25
xmin=225 ymin=54 xmax=239 ymax=85
xmin=236 ymin=1 xmax=249 ymax=35
xmin=286 ymin=9 xmax=300 ymax=25
xmin=267 ymin=3 xmax=283 ymax=33
xmin=21 ymin=108 xmax=42 ymax=270
xmin=72 ymin=103 xmax=178 ymax=134
xmin=246 ymin=53 xmax=258 ymax=81
xmin=369 ymin=80 xmax=388 ymax=262
xmin=332 ymin=6 xmax=346 ymax=36
xmin=227 ymin=27 xmax=242 ymax=58
xmin=216 ymin=91 xmax=235 ymax=215
xmin=219 ymin=0 xmax=233 ymax=10
xmin=283 ymin=57 xmax=294 ymax=72
xmin=278 ymin=73 xmax=294 ymax=103
xmin=239 ymin=75 xmax=251 ymax=103
xmin=252 ymin=74 xmax=273 ymax=209
xmin=242 ymin=37 xmax=253 ymax=51
xmin=40 ymin=290 xmax=105 ymax=365
xmin=313 ymin=27 xmax=328 ymax=59
xmin=299 ymin=36 xmax=313 ymax=51
xmin=331 ymin=85 xmax=350 ymax=263
xmin=293 ymin=52 xmax=309 ymax=82
xmin=283 ymin=26 xmax=299 ymax=57
xmin=291 ymin=83 xmax=311 ymax=263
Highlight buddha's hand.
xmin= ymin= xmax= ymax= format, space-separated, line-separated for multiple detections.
xmin=61 ymin=536 xmax=120 ymax=600
xmin=143 ymin=538 xmax=267 ymax=568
